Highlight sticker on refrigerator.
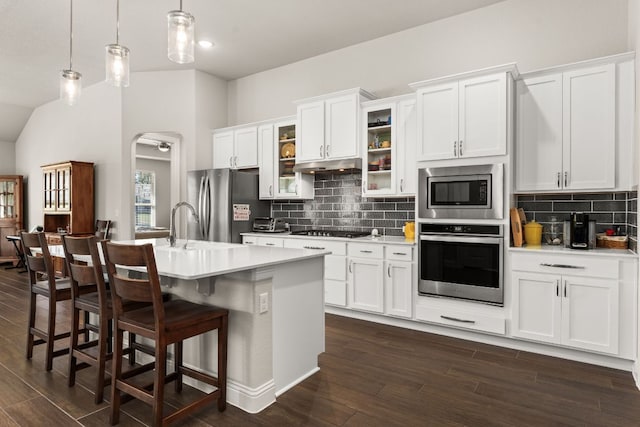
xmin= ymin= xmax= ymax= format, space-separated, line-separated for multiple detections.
xmin=233 ymin=204 xmax=251 ymax=221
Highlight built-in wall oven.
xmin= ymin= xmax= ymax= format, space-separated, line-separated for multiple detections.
xmin=418 ymin=163 xmax=503 ymax=220
xmin=419 ymin=223 xmax=504 ymax=305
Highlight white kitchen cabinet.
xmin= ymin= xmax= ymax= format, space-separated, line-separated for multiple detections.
xmin=396 ymin=98 xmax=417 ymax=195
xmin=349 ymin=256 xmax=384 ymax=314
xmin=212 ymin=131 xmax=234 ymax=169
xmin=295 ymin=88 xmax=375 ymax=163
xmin=510 ymin=251 xmax=634 ymax=357
xmin=361 ymin=95 xmax=417 ymax=198
xmin=213 ymin=125 xmax=259 ymax=169
xmin=411 ymin=67 xmax=514 ymax=162
xmin=273 ymin=119 xmax=313 ymax=200
xmin=384 ymin=259 xmax=413 ymax=319
xmin=258 ymin=124 xmax=275 ymax=199
xmin=283 ymin=238 xmax=347 ymax=307
xmin=515 ymin=55 xmax=635 ymax=192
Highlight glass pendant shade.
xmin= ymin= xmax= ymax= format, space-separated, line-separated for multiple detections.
xmin=167 ymin=10 xmax=195 ymax=64
xmin=105 ymin=44 xmax=130 ymax=87
xmin=60 ymin=70 xmax=82 ymax=106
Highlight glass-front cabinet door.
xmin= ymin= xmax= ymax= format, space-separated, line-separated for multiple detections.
xmin=275 ymin=121 xmax=298 ymax=198
xmin=362 ymin=103 xmax=396 ymax=196
xmin=0 ymin=180 xmax=15 ymax=219
xmin=43 ymin=168 xmax=56 ymax=212
xmin=56 ymin=166 xmax=71 ymax=211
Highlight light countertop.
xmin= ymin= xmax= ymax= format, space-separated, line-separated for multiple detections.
xmin=509 ymin=244 xmax=637 ymax=258
xmin=47 ymin=239 xmax=329 ymax=280
xmin=241 ymin=232 xmax=416 ymax=246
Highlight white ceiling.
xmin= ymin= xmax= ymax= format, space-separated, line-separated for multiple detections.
xmin=0 ymin=0 xmax=505 ymax=142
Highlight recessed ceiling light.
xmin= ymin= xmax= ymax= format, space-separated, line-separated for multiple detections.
xmin=198 ymin=40 xmax=214 ymax=49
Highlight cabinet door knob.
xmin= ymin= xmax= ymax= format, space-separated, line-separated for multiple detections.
xmin=564 ymin=171 xmax=568 ymax=187
xmin=349 ymin=260 xmax=353 ymax=273
xmin=326 ymin=144 xmax=330 ymax=158
xmin=320 ymin=145 xmax=324 ymax=158
xmin=459 ymin=140 xmax=463 ymax=157
xmin=229 ymin=156 xmax=233 ymax=167
xmin=453 ymin=141 xmax=457 ymax=157
xmin=556 ymin=172 xmax=561 ymax=188
xmin=556 ymin=279 xmax=559 ymax=297
xmin=269 ymin=185 xmax=273 ymax=196
xmin=400 ymin=179 xmax=404 ymax=192
xmin=387 ymin=264 xmax=392 ymax=278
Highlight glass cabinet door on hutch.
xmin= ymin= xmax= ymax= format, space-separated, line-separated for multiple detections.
xmin=0 ymin=175 xmax=23 ymax=264
xmin=43 ymin=168 xmax=56 ymax=211
xmin=56 ymin=166 xmax=71 ymax=211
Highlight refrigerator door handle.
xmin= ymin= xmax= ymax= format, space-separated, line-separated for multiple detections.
xmin=204 ymin=175 xmax=212 ymax=240
xmin=198 ymin=176 xmax=206 ymax=239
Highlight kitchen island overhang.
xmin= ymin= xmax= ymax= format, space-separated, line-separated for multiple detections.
xmin=113 ymin=239 xmax=329 ymax=414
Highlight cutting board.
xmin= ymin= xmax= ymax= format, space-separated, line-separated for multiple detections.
xmin=510 ymin=208 xmax=525 ymax=247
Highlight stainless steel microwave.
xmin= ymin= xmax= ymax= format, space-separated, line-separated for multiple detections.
xmin=418 ymin=163 xmax=503 ymax=220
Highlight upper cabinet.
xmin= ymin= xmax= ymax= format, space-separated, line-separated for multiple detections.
xmin=410 ymin=65 xmax=517 ymax=162
xmin=361 ymin=95 xmax=417 ymax=198
xmin=212 ymin=125 xmax=258 ymax=169
xmin=515 ymin=53 xmax=635 ymax=192
xmin=295 ymin=88 xmax=375 ymax=163
xmin=41 ymin=161 xmax=94 ymax=235
xmin=259 ymin=118 xmax=313 ymax=200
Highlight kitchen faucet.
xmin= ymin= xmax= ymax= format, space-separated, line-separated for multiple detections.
xmin=168 ymin=201 xmax=199 ymax=247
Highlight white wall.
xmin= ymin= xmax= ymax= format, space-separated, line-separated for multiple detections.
xmin=195 ymin=71 xmax=228 ymax=171
xmin=15 ymin=82 xmax=122 ymax=233
xmin=0 ymin=141 xmax=16 ymax=174
xmin=227 ymin=0 xmax=629 ymax=125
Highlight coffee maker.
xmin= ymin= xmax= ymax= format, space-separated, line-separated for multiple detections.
xmin=564 ymin=212 xmax=596 ymax=249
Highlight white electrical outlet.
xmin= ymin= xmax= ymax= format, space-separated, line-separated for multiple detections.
xmin=259 ymin=292 xmax=269 ymax=313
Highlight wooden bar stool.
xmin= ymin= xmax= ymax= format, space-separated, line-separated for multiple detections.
xmin=62 ymin=235 xmax=114 ymax=404
xmin=21 ymin=231 xmax=89 ymax=371
xmin=102 ymin=241 xmax=228 ymax=426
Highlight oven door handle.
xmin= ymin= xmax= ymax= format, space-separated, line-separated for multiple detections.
xmin=419 ymin=234 xmax=503 ymax=245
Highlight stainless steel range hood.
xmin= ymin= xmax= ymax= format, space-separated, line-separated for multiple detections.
xmin=293 ymin=158 xmax=362 ymax=174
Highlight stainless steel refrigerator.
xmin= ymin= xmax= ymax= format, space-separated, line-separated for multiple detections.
xmin=187 ymin=169 xmax=270 ymax=243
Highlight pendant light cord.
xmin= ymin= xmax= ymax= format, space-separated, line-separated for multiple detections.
xmin=116 ymin=0 xmax=120 ymax=45
xmin=69 ymin=0 xmax=73 ymax=70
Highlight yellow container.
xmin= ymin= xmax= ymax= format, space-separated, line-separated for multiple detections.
xmin=524 ymin=220 xmax=543 ymax=246
xmin=404 ymin=221 xmax=415 ymax=241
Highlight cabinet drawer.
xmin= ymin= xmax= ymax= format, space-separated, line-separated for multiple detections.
xmin=256 ymin=237 xmax=284 ymax=247
xmin=348 ymin=243 xmax=383 ymax=259
xmin=415 ymin=303 xmax=505 ymax=335
xmin=386 ymin=246 xmax=413 ymax=262
xmin=283 ymin=239 xmax=346 ymax=255
xmin=511 ymin=253 xmax=618 ymax=279
xmin=325 ymin=279 xmax=347 ymax=307
xmin=242 ymin=236 xmax=258 ymax=245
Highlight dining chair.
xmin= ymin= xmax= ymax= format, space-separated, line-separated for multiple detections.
xmin=102 ymin=241 xmax=228 ymax=426
xmin=95 ymin=220 xmax=112 ymax=240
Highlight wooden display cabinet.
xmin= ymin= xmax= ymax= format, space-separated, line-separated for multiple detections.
xmin=41 ymin=161 xmax=94 ymax=235
xmin=0 ymin=175 xmax=23 ymax=264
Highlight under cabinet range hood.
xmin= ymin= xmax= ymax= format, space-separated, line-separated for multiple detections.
xmin=293 ymin=158 xmax=362 ymax=174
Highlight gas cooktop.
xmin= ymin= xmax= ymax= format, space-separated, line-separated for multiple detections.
xmin=290 ymin=229 xmax=370 ymax=238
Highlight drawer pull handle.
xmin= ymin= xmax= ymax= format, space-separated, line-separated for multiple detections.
xmin=303 ymin=246 xmax=325 ymax=250
xmin=265 ymin=243 xmax=275 ymax=246
xmin=392 ymin=252 xmax=407 ymax=256
xmin=540 ymin=263 xmax=585 ymax=269
xmin=245 ymin=242 xmax=254 ymax=245
xmin=440 ymin=315 xmax=476 ymax=324
xmin=360 ymin=250 xmax=373 ymax=254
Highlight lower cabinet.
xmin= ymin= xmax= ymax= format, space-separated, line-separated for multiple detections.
xmin=348 ymin=252 xmax=384 ymax=313
xmin=511 ymin=252 xmax=635 ymax=358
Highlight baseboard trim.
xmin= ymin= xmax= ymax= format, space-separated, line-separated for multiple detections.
xmin=275 ymin=367 xmax=320 ymax=397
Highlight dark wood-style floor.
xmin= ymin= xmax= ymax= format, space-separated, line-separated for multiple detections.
xmin=1 ymin=265 xmax=640 ymax=426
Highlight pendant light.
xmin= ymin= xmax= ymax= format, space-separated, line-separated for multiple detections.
xmin=60 ymin=0 xmax=81 ymax=105
xmin=167 ymin=0 xmax=195 ymax=64
xmin=105 ymin=0 xmax=130 ymax=87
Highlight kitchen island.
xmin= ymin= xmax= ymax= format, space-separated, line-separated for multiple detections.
xmin=51 ymin=238 xmax=329 ymax=413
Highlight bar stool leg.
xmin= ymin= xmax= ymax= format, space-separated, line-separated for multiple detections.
xmin=95 ymin=312 xmax=108 ymax=404
xmin=110 ymin=327 xmax=124 ymax=426
xmin=68 ymin=303 xmax=81 ymax=387
xmin=218 ymin=315 xmax=228 ymax=411
xmin=174 ymin=341 xmax=183 ymax=393
xmin=152 ymin=344 xmax=167 ymax=426
xmin=45 ymin=297 xmax=56 ymax=371
xmin=26 ymin=292 xmax=36 ymax=360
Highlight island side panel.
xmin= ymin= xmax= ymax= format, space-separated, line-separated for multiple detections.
xmin=272 ymin=256 xmax=325 ymax=396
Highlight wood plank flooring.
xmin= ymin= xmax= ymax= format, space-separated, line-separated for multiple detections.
xmin=1 ymin=265 xmax=640 ymax=426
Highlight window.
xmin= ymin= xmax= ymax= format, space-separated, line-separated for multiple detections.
xmin=135 ymin=170 xmax=156 ymax=228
